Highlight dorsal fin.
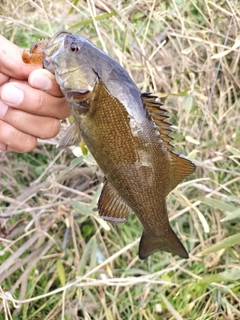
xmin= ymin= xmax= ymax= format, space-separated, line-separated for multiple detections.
xmin=169 ymin=151 xmax=196 ymax=190
xmin=141 ymin=92 xmax=174 ymax=149
xmin=141 ymin=92 xmax=196 ymax=192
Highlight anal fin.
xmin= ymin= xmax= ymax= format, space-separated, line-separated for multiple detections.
xmin=98 ymin=179 xmax=131 ymax=223
xmin=57 ymin=122 xmax=81 ymax=150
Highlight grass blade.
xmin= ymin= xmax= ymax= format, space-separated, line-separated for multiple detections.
xmin=199 ymin=233 xmax=240 ymax=256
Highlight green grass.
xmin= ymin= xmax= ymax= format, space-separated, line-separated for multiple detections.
xmin=0 ymin=0 xmax=240 ymax=319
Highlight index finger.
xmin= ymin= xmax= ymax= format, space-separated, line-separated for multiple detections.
xmin=0 ymin=81 xmax=71 ymax=119
xmin=0 ymin=35 xmax=41 ymax=80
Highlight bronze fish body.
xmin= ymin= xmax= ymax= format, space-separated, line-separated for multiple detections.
xmin=43 ymin=31 xmax=196 ymax=259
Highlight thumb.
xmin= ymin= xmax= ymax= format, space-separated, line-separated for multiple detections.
xmin=29 ymin=68 xmax=64 ymax=97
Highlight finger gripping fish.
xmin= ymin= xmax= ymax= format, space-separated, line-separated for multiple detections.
xmin=24 ymin=31 xmax=196 ymax=259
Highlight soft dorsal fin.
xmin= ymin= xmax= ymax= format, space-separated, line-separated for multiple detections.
xmin=141 ymin=92 xmax=196 ymax=192
xmin=169 ymin=151 xmax=196 ymax=191
xmin=141 ymin=92 xmax=174 ymax=149
xmin=98 ymin=179 xmax=131 ymax=223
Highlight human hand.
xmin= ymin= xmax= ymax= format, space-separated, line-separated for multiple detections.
xmin=0 ymin=35 xmax=71 ymax=152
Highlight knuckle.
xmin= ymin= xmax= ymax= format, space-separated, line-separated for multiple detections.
xmin=0 ymin=120 xmax=16 ymax=142
xmin=49 ymin=98 xmax=70 ymax=120
xmin=50 ymin=119 xmax=61 ymax=137
xmin=61 ymin=100 xmax=71 ymax=119
xmin=35 ymin=93 xmax=45 ymax=113
xmin=0 ymin=120 xmax=37 ymax=152
xmin=38 ymin=118 xmax=60 ymax=139
xmin=17 ymin=136 xmax=37 ymax=153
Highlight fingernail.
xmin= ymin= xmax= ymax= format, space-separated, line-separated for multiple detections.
xmin=29 ymin=72 xmax=52 ymax=91
xmin=0 ymin=101 xmax=9 ymax=117
xmin=2 ymin=84 xmax=24 ymax=106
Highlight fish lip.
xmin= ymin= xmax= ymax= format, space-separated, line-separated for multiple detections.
xmin=65 ymin=89 xmax=92 ymax=111
xmin=67 ymin=89 xmax=91 ymax=94
xmin=66 ymin=89 xmax=92 ymax=101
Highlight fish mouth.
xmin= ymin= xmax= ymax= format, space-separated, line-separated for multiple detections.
xmin=66 ymin=89 xmax=91 ymax=100
xmin=65 ymin=89 xmax=93 ymax=111
xmin=66 ymin=89 xmax=93 ymax=108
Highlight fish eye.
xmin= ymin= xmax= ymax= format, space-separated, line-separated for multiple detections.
xmin=70 ymin=42 xmax=79 ymax=52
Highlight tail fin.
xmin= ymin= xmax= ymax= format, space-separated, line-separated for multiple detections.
xmin=138 ymin=227 xmax=188 ymax=259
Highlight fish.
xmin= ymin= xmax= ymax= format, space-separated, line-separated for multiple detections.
xmin=24 ymin=31 xmax=196 ymax=259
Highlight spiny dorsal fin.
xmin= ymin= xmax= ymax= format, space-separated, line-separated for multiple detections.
xmin=98 ymin=179 xmax=131 ymax=223
xmin=141 ymin=92 xmax=174 ymax=149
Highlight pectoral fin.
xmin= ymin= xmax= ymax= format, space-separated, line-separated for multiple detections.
xmin=98 ymin=179 xmax=131 ymax=223
xmin=57 ymin=122 xmax=81 ymax=150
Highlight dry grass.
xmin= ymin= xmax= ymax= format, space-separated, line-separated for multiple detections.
xmin=0 ymin=0 xmax=240 ymax=319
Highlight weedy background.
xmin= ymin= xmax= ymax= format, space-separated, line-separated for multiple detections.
xmin=0 ymin=0 xmax=240 ymax=319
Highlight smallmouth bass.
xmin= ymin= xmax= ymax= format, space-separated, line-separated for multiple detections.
xmin=23 ymin=31 xmax=196 ymax=259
